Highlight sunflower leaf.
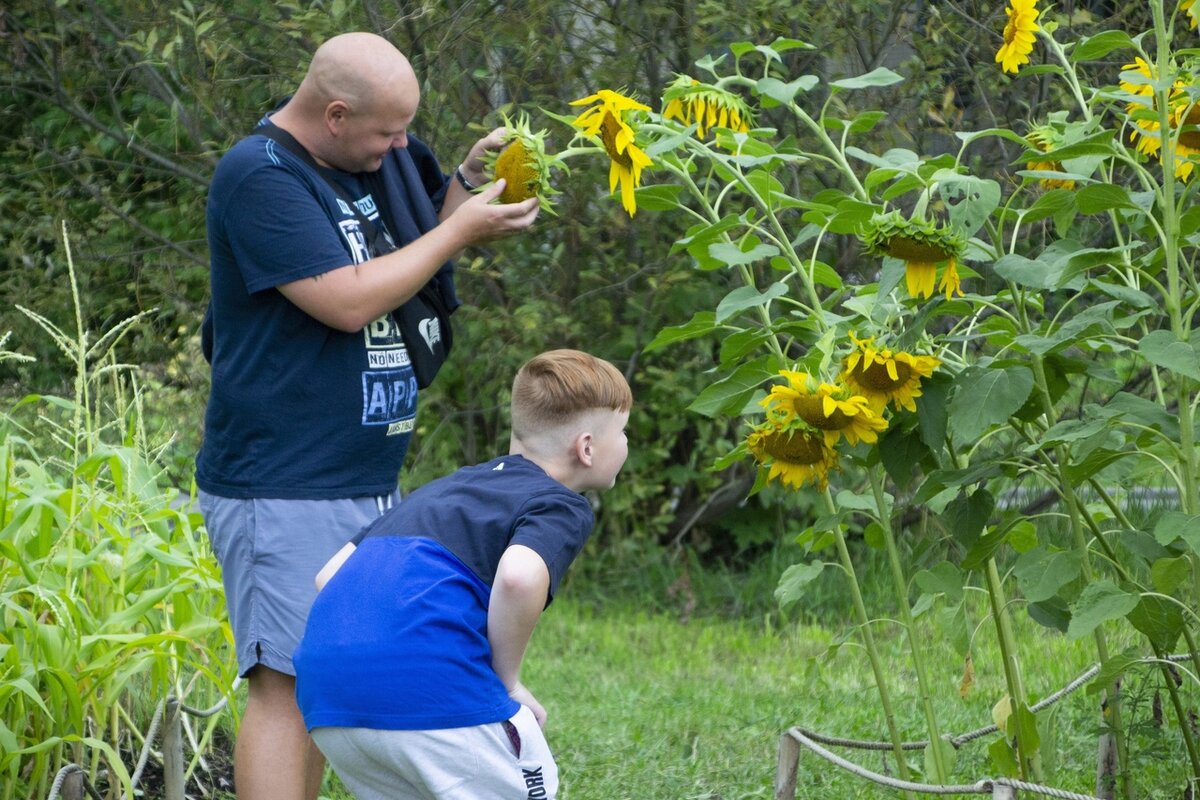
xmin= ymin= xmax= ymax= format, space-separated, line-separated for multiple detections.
xmin=1066 ymin=580 xmax=1139 ymax=639
xmin=708 ymin=242 xmax=781 ymax=270
xmin=831 ymin=67 xmax=904 ymax=90
xmin=755 ymin=76 xmax=819 ymax=107
xmin=687 ymin=357 xmax=774 ymax=418
xmin=715 ymin=282 xmax=788 ymax=323
xmin=1138 ymin=330 xmax=1200 ymax=381
xmin=1070 ymin=30 xmax=1136 ymax=62
xmin=947 ymin=365 xmax=1035 ymax=443
xmin=643 ymin=311 xmax=718 ymax=354
xmin=774 ymin=561 xmax=829 ymax=610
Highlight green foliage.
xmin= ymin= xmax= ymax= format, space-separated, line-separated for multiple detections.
xmin=0 ymin=232 xmax=234 ymax=799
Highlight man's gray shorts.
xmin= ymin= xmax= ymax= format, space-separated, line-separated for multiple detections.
xmin=199 ymin=490 xmax=397 ymax=677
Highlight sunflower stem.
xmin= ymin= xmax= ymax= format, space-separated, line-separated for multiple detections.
xmin=1018 ymin=290 xmax=1133 ymax=799
xmin=822 ymin=488 xmax=915 ymax=795
xmin=869 ymin=467 xmax=952 ymax=783
xmin=982 ymin=556 xmax=1043 ymax=783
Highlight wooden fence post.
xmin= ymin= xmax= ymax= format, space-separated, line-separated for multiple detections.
xmin=774 ymin=732 xmax=800 ymax=800
xmin=163 ymin=696 xmax=185 ymax=800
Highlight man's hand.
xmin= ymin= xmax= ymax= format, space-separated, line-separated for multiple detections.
xmin=447 ymin=179 xmax=540 ymax=245
xmin=460 ymin=127 xmax=509 ymax=186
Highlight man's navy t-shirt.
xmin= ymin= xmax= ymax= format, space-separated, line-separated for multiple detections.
xmin=293 ymin=455 xmax=595 ymax=731
xmin=197 ymin=130 xmax=447 ymax=499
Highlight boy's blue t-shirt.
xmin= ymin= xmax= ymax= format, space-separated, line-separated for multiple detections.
xmin=293 ymin=455 xmax=595 ymax=731
xmin=196 ymin=130 xmax=449 ymax=499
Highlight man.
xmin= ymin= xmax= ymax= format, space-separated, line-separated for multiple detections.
xmin=196 ymin=31 xmax=539 ymax=800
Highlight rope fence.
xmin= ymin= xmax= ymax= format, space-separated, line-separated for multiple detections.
xmin=46 ymin=677 xmax=241 ymax=800
xmin=774 ymin=654 xmax=1193 ymax=800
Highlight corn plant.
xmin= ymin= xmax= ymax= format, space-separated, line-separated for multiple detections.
xmin=0 ymin=225 xmax=236 ymax=799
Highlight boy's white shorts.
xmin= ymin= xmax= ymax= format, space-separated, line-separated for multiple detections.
xmin=312 ymin=704 xmax=558 ymax=799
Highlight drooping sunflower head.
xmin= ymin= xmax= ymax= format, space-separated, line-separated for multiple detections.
xmin=1024 ymin=123 xmax=1075 ymax=190
xmin=746 ymin=420 xmax=838 ymax=491
xmin=484 ymin=112 xmax=562 ymax=213
xmin=760 ymin=370 xmax=888 ymax=447
xmin=840 ymin=333 xmax=941 ymax=413
xmin=861 ymin=212 xmax=967 ymax=300
xmin=1120 ymin=57 xmax=1200 ymax=181
xmin=569 ymin=88 xmax=654 ymax=216
xmin=995 ymin=0 xmax=1040 ymax=74
xmin=662 ymin=74 xmax=754 ymax=140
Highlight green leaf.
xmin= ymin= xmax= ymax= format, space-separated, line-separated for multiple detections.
xmin=914 ymin=562 xmax=965 ymax=603
xmin=708 ymin=242 xmax=781 ymax=268
xmin=1150 ymin=556 xmax=1191 ymax=594
xmin=1011 ymin=701 xmax=1041 ymax=756
xmin=916 ymin=372 xmax=951 ymax=451
xmin=943 ymin=490 xmax=995 ymax=553
xmin=988 ymin=736 xmax=1021 ymax=778
xmin=1071 ymin=30 xmax=1136 ymax=61
xmin=1127 ymin=594 xmax=1185 ymax=651
xmin=715 ymin=282 xmax=789 ymax=323
xmin=687 ymin=358 xmax=773 ymax=418
xmin=774 ymin=561 xmax=828 ymax=609
xmin=948 ymin=366 xmax=1035 ymax=443
xmin=993 ymin=253 xmax=1060 ymax=290
xmin=633 ymin=184 xmax=684 ymax=211
xmin=1014 ymin=549 xmax=1083 ymax=602
xmin=1066 ymin=581 xmax=1139 ymax=639
xmin=1075 ymin=183 xmax=1137 ymax=214
xmin=755 ymin=76 xmax=819 ymax=106
xmin=935 ymin=171 xmax=1001 ymax=237
xmin=831 ymin=67 xmax=904 ymax=89
xmin=1138 ymin=330 xmax=1200 ymax=381
xmin=1020 ymin=188 xmax=1076 ymax=225
xmin=1087 ymin=648 xmax=1143 ymax=696
xmin=878 ymin=425 xmax=929 ymax=489
xmin=644 ymin=312 xmax=718 ymax=354
xmin=924 ymin=738 xmax=957 ymax=781
xmin=1154 ymin=511 xmax=1200 ymax=554
xmin=961 ymin=524 xmax=1011 ymax=571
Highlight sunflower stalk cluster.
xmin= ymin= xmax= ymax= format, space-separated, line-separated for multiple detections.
xmin=485 ymin=2 xmax=1200 ymax=792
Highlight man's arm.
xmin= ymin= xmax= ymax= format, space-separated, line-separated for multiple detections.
xmin=279 ymin=181 xmax=538 ymax=332
xmin=488 ymin=544 xmax=551 ymax=725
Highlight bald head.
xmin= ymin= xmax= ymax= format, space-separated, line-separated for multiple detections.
xmin=273 ymin=32 xmax=421 ymax=172
xmin=298 ymin=32 xmax=417 ymax=116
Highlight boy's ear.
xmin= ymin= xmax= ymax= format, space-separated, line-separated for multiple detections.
xmin=574 ymin=431 xmax=594 ymax=468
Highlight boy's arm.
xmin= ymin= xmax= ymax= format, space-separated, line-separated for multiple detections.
xmin=488 ymin=544 xmax=551 ymax=725
xmin=314 ymin=542 xmax=357 ymax=591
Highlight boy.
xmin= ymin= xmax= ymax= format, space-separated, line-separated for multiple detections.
xmin=293 ymin=349 xmax=632 ymax=799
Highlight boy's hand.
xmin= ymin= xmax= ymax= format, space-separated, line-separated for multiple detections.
xmin=509 ymin=682 xmax=547 ymax=728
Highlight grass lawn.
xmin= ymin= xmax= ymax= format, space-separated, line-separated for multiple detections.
xmin=521 ymin=597 xmax=1189 ymax=800
xmin=305 ymin=587 xmax=1192 ymax=799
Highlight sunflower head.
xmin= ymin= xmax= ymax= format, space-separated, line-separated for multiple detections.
xmin=840 ymin=334 xmax=941 ymax=413
xmin=1120 ymin=58 xmax=1200 ymax=181
xmin=760 ymin=370 xmax=888 ymax=447
xmin=861 ymin=212 xmax=967 ymax=300
xmin=569 ymin=88 xmax=654 ymax=216
xmin=995 ymin=0 xmax=1040 ymax=74
xmin=1024 ymin=123 xmax=1075 ymax=190
xmin=1185 ymin=0 xmax=1199 ymax=30
xmin=746 ymin=421 xmax=838 ymax=491
xmin=662 ymin=74 xmax=754 ymax=140
xmin=484 ymin=112 xmax=562 ymax=213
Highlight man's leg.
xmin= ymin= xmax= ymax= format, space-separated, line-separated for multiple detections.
xmin=234 ymin=666 xmax=326 ymax=800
